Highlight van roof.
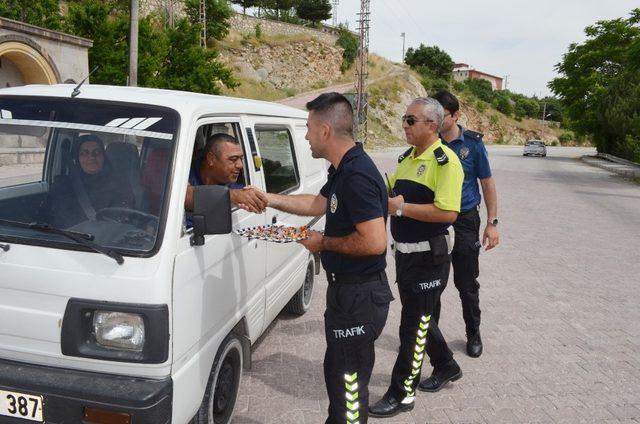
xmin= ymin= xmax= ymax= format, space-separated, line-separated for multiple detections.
xmin=0 ymin=84 xmax=308 ymax=120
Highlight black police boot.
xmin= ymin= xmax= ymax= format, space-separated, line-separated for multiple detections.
xmin=368 ymin=394 xmax=414 ymax=418
xmin=417 ymin=361 xmax=462 ymax=392
xmin=467 ymin=332 xmax=483 ymax=358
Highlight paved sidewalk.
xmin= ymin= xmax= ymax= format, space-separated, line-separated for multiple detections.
xmin=234 ymin=146 xmax=640 ymax=424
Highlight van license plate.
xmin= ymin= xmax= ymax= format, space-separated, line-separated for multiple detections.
xmin=0 ymin=389 xmax=43 ymax=422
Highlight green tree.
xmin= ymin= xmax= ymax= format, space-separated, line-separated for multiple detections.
xmin=295 ymin=0 xmax=332 ymax=25
xmin=231 ymin=0 xmax=259 ymax=14
xmin=513 ymin=95 xmax=539 ymax=119
xmin=184 ymin=0 xmax=233 ymax=41
xmin=152 ymin=18 xmax=238 ymax=93
xmin=404 ymin=44 xmax=454 ymax=80
xmin=0 ymin=0 xmax=62 ymax=29
xmin=261 ymin=0 xmax=295 ymax=20
xmin=539 ymin=96 xmax=564 ymax=123
xmin=335 ymin=24 xmax=358 ymax=72
xmin=492 ymin=91 xmax=513 ymax=116
xmin=598 ymin=65 xmax=640 ymax=161
xmin=63 ymin=0 xmax=237 ymax=94
xmin=63 ymin=0 xmax=129 ymax=85
xmin=549 ymin=8 xmax=640 ymax=157
xmin=464 ymin=78 xmax=493 ymax=103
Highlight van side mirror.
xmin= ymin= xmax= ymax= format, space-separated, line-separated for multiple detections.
xmin=191 ymin=185 xmax=232 ymax=246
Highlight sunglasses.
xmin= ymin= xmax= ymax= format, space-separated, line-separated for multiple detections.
xmin=402 ymin=115 xmax=435 ymax=126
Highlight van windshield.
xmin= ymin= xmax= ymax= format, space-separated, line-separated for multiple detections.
xmin=0 ymin=96 xmax=178 ymax=256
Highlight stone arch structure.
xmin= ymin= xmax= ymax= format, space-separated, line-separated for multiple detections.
xmin=0 ymin=18 xmax=91 ymax=87
xmin=0 ymin=35 xmax=60 ymax=85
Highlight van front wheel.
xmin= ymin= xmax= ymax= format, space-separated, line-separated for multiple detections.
xmin=194 ymin=334 xmax=243 ymax=424
xmin=285 ymin=260 xmax=315 ymax=315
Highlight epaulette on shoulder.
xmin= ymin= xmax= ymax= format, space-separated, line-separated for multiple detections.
xmin=463 ymin=129 xmax=484 ymax=140
xmin=434 ymin=146 xmax=449 ymax=165
xmin=397 ymin=147 xmax=413 ymax=163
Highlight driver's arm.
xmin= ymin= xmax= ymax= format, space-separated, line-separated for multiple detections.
xmin=184 ymin=184 xmax=195 ymax=211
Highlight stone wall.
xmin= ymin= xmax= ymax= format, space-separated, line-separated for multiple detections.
xmin=220 ymin=39 xmax=343 ymax=91
xmin=229 ymin=14 xmax=339 ymax=45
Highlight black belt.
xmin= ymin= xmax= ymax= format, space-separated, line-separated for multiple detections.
xmin=326 ymin=271 xmax=386 ymax=285
xmin=459 ymin=207 xmax=479 ymax=216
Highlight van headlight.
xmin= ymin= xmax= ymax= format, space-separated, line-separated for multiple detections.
xmin=94 ymin=311 xmax=145 ymax=351
xmin=62 ymin=299 xmax=169 ymax=363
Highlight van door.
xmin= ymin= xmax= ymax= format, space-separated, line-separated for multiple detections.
xmin=172 ymin=119 xmax=267 ymax=384
xmin=250 ymin=123 xmax=310 ymax=324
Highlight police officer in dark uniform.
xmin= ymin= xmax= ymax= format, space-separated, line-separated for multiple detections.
xmin=369 ymin=97 xmax=464 ymax=418
xmin=263 ymin=92 xmax=393 ymax=424
xmin=433 ymin=90 xmax=500 ymax=358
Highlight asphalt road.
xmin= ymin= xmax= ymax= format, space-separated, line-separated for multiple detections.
xmin=233 ymin=145 xmax=640 ymax=424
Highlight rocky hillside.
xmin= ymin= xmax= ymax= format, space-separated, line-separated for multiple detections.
xmin=216 ymin=32 xmax=346 ymax=100
xmin=216 ymin=24 xmax=566 ymax=148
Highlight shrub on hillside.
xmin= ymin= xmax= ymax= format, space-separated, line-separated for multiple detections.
xmin=491 ymin=91 xmax=514 ymax=116
xmin=452 ymin=80 xmax=465 ymax=92
xmin=464 ymin=79 xmax=493 ymax=103
xmin=420 ymin=76 xmax=449 ymax=94
xmin=558 ymin=132 xmax=573 ymax=145
xmin=336 ymin=24 xmax=358 ymax=72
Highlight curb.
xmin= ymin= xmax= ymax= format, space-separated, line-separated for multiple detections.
xmin=582 ymin=155 xmax=640 ymax=179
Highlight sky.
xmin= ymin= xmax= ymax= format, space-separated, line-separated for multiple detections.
xmin=328 ymin=0 xmax=636 ymax=97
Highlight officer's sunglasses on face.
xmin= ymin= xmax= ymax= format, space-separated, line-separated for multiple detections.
xmin=402 ymin=115 xmax=435 ymax=126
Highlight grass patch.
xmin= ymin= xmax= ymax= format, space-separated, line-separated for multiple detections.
xmin=220 ymin=75 xmax=296 ymax=101
xmin=217 ymin=30 xmax=316 ymax=50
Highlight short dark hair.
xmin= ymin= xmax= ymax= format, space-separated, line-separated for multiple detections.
xmin=205 ymin=133 xmax=239 ymax=156
xmin=306 ymin=92 xmax=354 ymax=137
xmin=432 ymin=90 xmax=460 ymax=114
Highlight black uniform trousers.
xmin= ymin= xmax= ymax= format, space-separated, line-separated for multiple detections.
xmin=324 ymin=273 xmax=393 ymax=424
xmin=386 ymin=248 xmax=454 ymax=402
xmin=451 ymin=208 xmax=482 ymax=336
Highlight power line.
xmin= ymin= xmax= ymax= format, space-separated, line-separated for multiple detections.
xmin=394 ymin=0 xmax=424 ymax=36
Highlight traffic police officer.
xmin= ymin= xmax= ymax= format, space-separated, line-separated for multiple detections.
xmin=264 ymin=92 xmax=393 ymax=424
xmin=433 ymin=90 xmax=500 ymax=358
xmin=369 ymin=97 xmax=464 ymax=418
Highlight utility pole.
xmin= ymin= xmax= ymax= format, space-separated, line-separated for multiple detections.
xmin=200 ymin=0 xmax=207 ymax=47
xmin=332 ymin=0 xmax=339 ymax=27
xmin=167 ymin=0 xmax=175 ymax=28
xmin=354 ymin=0 xmax=370 ymax=143
xmin=400 ymin=32 xmax=405 ymax=62
xmin=128 ymin=0 xmax=139 ymax=86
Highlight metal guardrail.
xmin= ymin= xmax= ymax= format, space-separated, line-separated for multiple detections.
xmin=596 ymin=152 xmax=640 ymax=168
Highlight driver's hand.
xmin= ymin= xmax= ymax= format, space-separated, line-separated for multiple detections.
xmin=230 ymin=186 xmax=268 ymax=213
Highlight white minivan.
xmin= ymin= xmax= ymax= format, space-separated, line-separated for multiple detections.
xmin=0 ymin=84 xmax=326 ymax=424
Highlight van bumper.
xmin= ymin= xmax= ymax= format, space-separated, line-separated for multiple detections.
xmin=0 ymin=358 xmax=172 ymax=424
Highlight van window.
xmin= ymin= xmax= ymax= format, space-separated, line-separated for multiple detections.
xmin=0 ymin=96 xmax=178 ymax=255
xmin=191 ymin=122 xmax=249 ymax=186
xmin=255 ymin=127 xmax=299 ymax=194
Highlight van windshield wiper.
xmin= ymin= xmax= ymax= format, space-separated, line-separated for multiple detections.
xmin=0 ymin=219 xmax=124 ymax=265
